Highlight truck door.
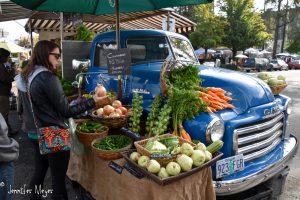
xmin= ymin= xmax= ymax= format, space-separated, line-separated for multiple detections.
xmin=86 ymin=41 xmax=121 ymax=95
xmin=125 ymin=36 xmax=173 ymax=106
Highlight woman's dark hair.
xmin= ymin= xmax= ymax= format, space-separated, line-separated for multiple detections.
xmin=21 ymin=40 xmax=61 ymax=82
xmin=0 ymin=48 xmax=10 ymax=63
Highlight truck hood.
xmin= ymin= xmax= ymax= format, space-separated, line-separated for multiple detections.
xmin=199 ymin=66 xmax=275 ymax=115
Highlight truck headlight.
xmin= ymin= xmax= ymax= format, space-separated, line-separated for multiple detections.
xmin=286 ymin=101 xmax=292 ymax=115
xmin=206 ymin=118 xmax=224 ymax=143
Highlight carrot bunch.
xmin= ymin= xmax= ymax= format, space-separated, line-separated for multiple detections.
xmin=198 ymin=87 xmax=235 ymax=113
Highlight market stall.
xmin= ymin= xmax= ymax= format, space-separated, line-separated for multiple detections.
xmin=67 ymin=148 xmax=216 ymax=200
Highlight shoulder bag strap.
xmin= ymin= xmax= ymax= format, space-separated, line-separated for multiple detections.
xmin=26 ymin=83 xmax=40 ymax=132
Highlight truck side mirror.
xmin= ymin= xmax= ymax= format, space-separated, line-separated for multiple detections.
xmin=72 ymin=59 xmax=90 ymax=70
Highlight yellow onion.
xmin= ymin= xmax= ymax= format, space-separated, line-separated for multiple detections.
xmin=95 ymin=84 xmax=107 ymax=97
xmin=112 ymin=100 xmax=122 ymax=108
xmin=103 ymin=105 xmax=115 ymax=115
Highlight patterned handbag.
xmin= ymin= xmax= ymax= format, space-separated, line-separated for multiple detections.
xmin=37 ymin=126 xmax=72 ymax=155
xmin=26 ymin=84 xmax=71 ymax=155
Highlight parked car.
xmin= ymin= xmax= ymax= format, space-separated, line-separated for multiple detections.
xmin=288 ymin=60 xmax=300 ymax=70
xmin=243 ymin=58 xmax=270 ymax=72
xmin=269 ymin=59 xmax=288 ymax=70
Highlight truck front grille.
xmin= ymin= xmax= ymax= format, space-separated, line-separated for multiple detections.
xmin=233 ymin=112 xmax=284 ymax=162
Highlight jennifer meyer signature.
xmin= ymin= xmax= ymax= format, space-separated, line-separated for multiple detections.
xmin=0 ymin=182 xmax=53 ymax=197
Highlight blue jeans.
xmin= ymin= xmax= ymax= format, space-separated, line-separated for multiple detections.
xmin=0 ymin=162 xmax=14 ymax=200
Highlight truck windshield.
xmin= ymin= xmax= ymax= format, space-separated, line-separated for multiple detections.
xmin=169 ymin=37 xmax=198 ymax=63
xmin=126 ymin=37 xmax=172 ymax=64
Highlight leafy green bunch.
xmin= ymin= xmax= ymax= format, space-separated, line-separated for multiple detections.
xmin=168 ymin=64 xmax=202 ymax=90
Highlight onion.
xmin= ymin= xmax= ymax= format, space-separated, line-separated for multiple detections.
xmin=119 ymin=106 xmax=128 ymax=115
xmin=130 ymin=152 xmax=141 ymax=162
xmin=166 ymin=162 xmax=181 ymax=176
xmin=115 ymin=108 xmax=123 ymax=116
xmin=158 ymin=167 xmax=169 ymax=179
xmin=147 ymin=160 xmax=161 ymax=174
xmin=138 ymin=156 xmax=150 ymax=168
xmin=112 ymin=100 xmax=122 ymax=108
xmin=109 ymin=112 xmax=120 ymax=117
xmin=103 ymin=105 xmax=115 ymax=115
xmin=176 ymin=154 xmax=193 ymax=171
xmin=95 ymin=84 xmax=107 ymax=97
xmin=180 ymin=143 xmax=194 ymax=156
xmin=191 ymin=150 xmax=206 ymax=167
xmin=96 ymin=108 xmax=104 ymax=116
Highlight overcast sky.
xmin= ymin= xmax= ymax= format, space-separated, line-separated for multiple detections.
xmin=0 ymin=0 xmax=265 ymax=42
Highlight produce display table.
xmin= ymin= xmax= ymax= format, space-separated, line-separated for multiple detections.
xmin=67 ymin=149 xmax=216 ymax=200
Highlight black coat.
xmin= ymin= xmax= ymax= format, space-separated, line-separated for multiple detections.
xmin=0 ymin=63 xmax=15 ymax=96
xmin=17 ymin=69 xmax=95 ymax=129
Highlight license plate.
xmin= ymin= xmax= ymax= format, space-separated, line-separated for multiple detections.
xmin=216 ymin=154 xmax=244 ymax=179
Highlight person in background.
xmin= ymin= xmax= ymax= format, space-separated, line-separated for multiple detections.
xmin=15 ymin=40 xmax=105 ymax=200
xmin=0 ymin=113 xmax=19 ymax=200
xmin=0 ymin=48 xmax=17 ymax=137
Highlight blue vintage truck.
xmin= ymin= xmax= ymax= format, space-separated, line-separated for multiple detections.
xmin=73 ymin=29 xmax=298 ymax=198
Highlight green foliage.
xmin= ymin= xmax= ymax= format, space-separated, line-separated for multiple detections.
xmin=166 ymin=65 xmax=207 ymax=135
xmin=286 ymin=25 xmax=300 ymax=54
xmin=217 ymin=0 xmax=271 ymax=56
xmin=168 ymin=65 xmax=201 ymax=90
xmin=74 ymin=25 xmax=95 ymax=41
xmin=189 ymin=4 xmax=225 ymax=51
xmin=286 ymin=39 xmax=300 ymax=54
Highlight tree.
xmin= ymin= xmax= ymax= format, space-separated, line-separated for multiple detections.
xmin=217 ymin=0 xmax=271 ymax=57
xmin=189 ymin=4 xmax=225 ymax=60
xmin=263 ymin=0 xmax=300 ymax=56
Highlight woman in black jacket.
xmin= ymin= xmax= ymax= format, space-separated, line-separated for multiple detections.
xmin=0 ymin=48 xmax=15 ymax=136
xmin=15 ymin=40 xmax=104 ymax=200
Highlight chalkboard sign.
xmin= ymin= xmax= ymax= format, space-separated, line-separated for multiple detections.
xmin=124 ymin=163 xmax=145 ymax=179
xmin=120 ymin=127 xmax=141 ymax=141
xmin=108 ymin=161 xmax=123 ymax=174
xmin=104 ymin=49 xmax=131 ymax=75
xmin=150 ymin=154 xmax=173 ymax=159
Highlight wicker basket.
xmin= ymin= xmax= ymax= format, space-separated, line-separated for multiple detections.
xmin=134 ymin=133 xmax=195 ymax=166
xmin=91 ymin=135 xmax=133 ymax=160
xmin=95 ymin=94 xmax=117 ymax=109
xmin=76 ymin=121 xmax=109 ymax=147
xmin=90 ymin=108 xmax=132 ymax=129
xmin=270 ymin=84 xmax=287 ymax=95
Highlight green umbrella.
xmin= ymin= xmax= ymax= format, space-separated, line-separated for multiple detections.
xmin=11 ymin=0 xmax=213 ymax=98
xmin=11 ymin=0 xmax=213 ymax=48
xmin=11 ymin=0 xmax=213 ymax=15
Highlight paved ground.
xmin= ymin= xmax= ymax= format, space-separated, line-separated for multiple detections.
xmin=9 ymin=111 xmax=77 ymax=200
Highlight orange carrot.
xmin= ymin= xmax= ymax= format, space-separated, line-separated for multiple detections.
xmin=224 ymin=103 xmax=235 ymax=109
xmin=208 ymin=106 xmax=217 ymax=112
xmin=208 ymin=87 xmax=225 ymax=93
xmin=179 ymin=127 xmax=191 ymax=142
xmin=223 ymin=96 xmax=233 ymax=101
xmin=206 ymin=107 xmax=213 ymax=113
xmin=210 ymin=103 xmax=223 ymax=110
xmin=215 ymin=92 xmax=226 ymax=99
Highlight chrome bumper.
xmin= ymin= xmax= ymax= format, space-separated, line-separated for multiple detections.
xmin=214 ymin=135 xmax=298 ymax=196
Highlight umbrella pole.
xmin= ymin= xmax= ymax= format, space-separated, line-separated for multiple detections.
xmin=116 ymin=0 xmax=122 ymax=100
